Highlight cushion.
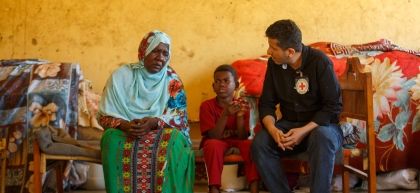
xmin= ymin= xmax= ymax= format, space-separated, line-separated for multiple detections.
xmin=232 ymin=57 xmax=268 ymax=96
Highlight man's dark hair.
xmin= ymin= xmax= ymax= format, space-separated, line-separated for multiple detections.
xmin=265 ymin=19 xmax=302 ymax=52
xmin=214 ymin=64 xmax=239 ymax=86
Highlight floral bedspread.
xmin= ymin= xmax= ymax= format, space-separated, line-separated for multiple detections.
xmin=310 ymin=40 xmax=420 ymax=171
xmin=0 ymin=59 xmax=81 ymax=193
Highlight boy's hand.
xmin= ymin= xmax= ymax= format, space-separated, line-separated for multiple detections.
xmin=234 ymin=98 xmax=249 ymax=117
xmin=223 ymin=102 xmax=241 ymax=116
xmin=222 ymin=99 xmax=248 ymax=116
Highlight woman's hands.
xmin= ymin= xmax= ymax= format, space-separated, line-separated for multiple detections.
xmin=119 ymin=117 xmax=159 ymax=137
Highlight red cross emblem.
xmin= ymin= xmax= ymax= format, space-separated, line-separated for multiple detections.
xmin=295 ymin=78 xmax=309 ymax=94
xmin=299 ymin=82 xmax=306 ymax=90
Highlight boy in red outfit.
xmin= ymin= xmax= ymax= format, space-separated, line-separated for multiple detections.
xmin=200 ymin=64 xmax=259 ymax=193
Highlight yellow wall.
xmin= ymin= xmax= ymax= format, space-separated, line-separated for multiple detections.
xmin=1 ymin=0 xmax=419 ymax=121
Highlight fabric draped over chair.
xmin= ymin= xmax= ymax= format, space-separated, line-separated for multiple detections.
xmin=0 ymin=59 xmax=81 ymax=193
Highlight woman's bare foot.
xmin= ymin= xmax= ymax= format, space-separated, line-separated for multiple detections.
xmin=250 ymin=180 xmax=259 ymax=193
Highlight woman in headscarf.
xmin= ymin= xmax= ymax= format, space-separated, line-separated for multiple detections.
xmin=99 ymin=30 xmax=194 ymax=193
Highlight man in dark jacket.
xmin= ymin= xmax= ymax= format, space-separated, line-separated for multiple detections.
xmin=251 ymin=19 xmax=343 ymax=193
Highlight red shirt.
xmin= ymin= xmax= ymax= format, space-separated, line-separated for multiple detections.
xmin=199 ymin=97 xmax=250 ymax=139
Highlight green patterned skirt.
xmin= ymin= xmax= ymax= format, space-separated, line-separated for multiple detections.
xmin=101 ymin=128 xmax=195 ymax=193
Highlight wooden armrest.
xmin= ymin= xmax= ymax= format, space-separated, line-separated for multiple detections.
xmin=40 ymin=153 xmax=101 ymax=173
xmin=0 ymin=151 xmax=7 ymax=159
xmin=43 ymin=154 xmax=101 ymax=163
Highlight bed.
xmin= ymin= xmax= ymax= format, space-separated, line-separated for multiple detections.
xmin=309 ymin=39 xmax=420 ymax=172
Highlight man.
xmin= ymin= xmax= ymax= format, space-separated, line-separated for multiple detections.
xmin=251 ymin=19 xmax=343 ymax=193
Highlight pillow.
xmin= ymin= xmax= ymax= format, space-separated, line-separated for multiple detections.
xmin=232 ymin=57 xmax=268 ymax=97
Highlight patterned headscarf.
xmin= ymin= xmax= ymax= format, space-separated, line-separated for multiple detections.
xmin=135 ymin=30 xmax=171 ymax=69
xmin=99 ymin=30 xmax=172 ymax=120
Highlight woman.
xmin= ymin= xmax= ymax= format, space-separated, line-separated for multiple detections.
xmin=99 ymin=30 xmax=194 ymax=193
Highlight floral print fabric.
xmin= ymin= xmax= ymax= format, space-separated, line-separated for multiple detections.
xmin=0 ymin=59 xmax=81 ymax=193
xmin=310 ymin=42 xmax=420 ymax=171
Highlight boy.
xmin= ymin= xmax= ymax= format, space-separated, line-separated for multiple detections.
xmin=200 ymin=64 xmax=259 ymax=193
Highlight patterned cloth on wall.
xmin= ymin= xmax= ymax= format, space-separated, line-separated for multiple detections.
xmin=0 ymin=59 xmax=81 ymax=193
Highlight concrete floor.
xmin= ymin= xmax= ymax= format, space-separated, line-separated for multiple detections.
xmin=69 ymin=183 xmax=420 ymax=193
xmin=70 ymin=189 xmax=420 ymax=193
xmin=192 ymin=183 xmax=420 ymax=193
xmin=70 ymin=126 xmax=420 ymax=193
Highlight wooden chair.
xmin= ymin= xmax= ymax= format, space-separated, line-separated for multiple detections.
xmin=0 ymin=149 xmax=7 ymax=193
xmin=0 ymin=127 xmax=8 ymax=193
xmin=33 ymin=140 xmax=101 ymax=193
xmin=339 ymin=57 xmax=376 ymax=193
xmin=190 ymin=121 xmax=246 ymax=185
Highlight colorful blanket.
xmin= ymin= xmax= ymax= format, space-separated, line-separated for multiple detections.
xmin=310 ymin=40 xmax=420 ymax=171
xmin=0 ymin=59 xmax=81 ymax=193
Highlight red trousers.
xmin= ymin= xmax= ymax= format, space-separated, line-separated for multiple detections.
xmin=201 ymin=138 xmax=259 ymax=187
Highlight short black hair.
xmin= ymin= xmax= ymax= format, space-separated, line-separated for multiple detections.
xmin=265 ymin=19 xmax=302 ymax=52
xmin=214 ymin=64 xmax=239 ymax=86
